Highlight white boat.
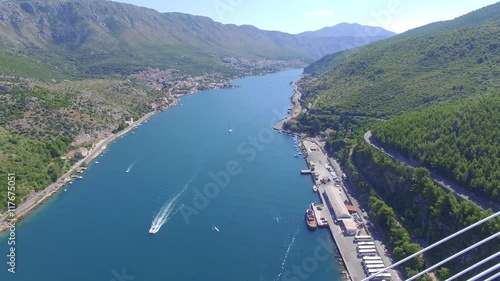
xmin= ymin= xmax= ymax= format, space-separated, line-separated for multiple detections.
xmin=149 ymin=225 xmax=159 ymax=234
xmin=126 ymin=168 xmax=130 ymax=173
xmin=95 ymin=161 xmax=99 ymax=164
xmin=77 ymin=176 xmax=83 ymax=179
xmin=64 ymin=189 xmax=67 ymax=192
xmin=228 ymin=129 xmax=232 ymax=133
xmin=213 ymin=226 xmax=220 ymax=232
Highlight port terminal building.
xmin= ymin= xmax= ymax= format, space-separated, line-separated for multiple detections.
xmin=322 ymin=185 xmax=351 ymax=220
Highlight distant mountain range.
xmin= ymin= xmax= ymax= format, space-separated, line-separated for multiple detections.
xmin=298 ymin=22 xmax=395 ymax=38
xmin=0 ymin=0 xmax=395 ymax=79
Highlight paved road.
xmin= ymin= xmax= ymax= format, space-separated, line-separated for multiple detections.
xmin=0 ymin=111 xmax=157 ymax=229
xmin=364 ymin=131 xmax=498 ymax=211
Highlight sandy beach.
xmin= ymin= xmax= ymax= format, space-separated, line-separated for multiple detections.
xmin=0 ymin=98 xmax=179 ymax=234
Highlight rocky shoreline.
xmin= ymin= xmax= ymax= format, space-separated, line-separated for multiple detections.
xmin=273 ymin=81 xmax=303 ymax=131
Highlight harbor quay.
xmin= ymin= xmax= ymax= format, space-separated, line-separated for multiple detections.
xmin=301 ymin=139 xmax=397 ymax=281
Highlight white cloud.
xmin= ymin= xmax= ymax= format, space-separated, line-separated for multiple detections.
xmin=304 ymin=10 xmax=333 ymax=17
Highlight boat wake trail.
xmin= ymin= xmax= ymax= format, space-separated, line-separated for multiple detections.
xmin=275 ymin=228 xmax=300 ymax=280
xmin=149 ymin=182 xmax=190 ymax=233
xmin=273 ymin=212 xmax=281 ymax=223
xmin=149 ymin=159 xmax=204 ymax=234
xmin=126 ymin=161 xmax=136 ymax=173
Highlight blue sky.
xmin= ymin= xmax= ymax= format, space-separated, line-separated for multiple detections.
xmin=115 ymin=0 xmax=499 ymax=34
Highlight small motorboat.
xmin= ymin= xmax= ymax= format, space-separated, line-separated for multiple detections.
xmin=149 ymin=225 xmax=159 ymax=234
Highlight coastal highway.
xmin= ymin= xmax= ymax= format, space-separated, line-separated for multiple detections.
xmin=364 ymin=131 xmax=498 ymax=212
xmin=0 ymin=110 xmax=158 ymax=231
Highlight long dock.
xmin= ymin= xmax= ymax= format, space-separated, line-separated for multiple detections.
xmin=301 ymin=139 xmax=397 ymax=281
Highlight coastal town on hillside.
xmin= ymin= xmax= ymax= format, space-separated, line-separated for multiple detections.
xmin=133 ymin=57 xmax=304 ymax=97
xmin=132 ymin=68 xmax=239 ymax=96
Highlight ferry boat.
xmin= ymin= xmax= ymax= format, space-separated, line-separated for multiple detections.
xmin=149 ymin=225 xmax=159 ymax=234
xmin=305 ymin=208 xmax=317 ymax=230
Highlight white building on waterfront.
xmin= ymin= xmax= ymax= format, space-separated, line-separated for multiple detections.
xmin=323 ymin=185 xmax=351 ymax=220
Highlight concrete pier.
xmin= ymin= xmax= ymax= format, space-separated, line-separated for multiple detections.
xmin=311 ymin=203 xmax=328 ymax=227
xmin=302 ymin=139 xmax=397 ymax=281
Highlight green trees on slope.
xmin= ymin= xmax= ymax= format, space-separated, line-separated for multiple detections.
xmin=351 ymin=142 xmax=500 ymax=277
xmin=300 ymin=2 xmax=500 ymax=118
xmin=0 ymin=128 xmax=73 ymax=210
xmin=372 ymin=97 xmax=500 ymax=203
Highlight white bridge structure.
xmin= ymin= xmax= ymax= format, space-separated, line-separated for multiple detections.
xmin=362 ymin=211 xmax=500 ymax=281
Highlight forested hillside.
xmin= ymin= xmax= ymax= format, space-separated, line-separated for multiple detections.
xmin=0 ymin=127 xmax=72 ymax=207
xmin=350 ymin=142 xmax=500 ymax=279
xmin=300 ymin=2 xmax=500 ymax=118
xmin=372 ymin=97 xmax=500 ymax=203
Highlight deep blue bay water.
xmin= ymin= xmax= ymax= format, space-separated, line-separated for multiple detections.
xmin=0 ymin=69 xmax=342 ymax=281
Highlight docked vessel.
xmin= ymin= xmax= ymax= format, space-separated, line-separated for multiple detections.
xmin=305 ymin=208 xmax=317 ymax=229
